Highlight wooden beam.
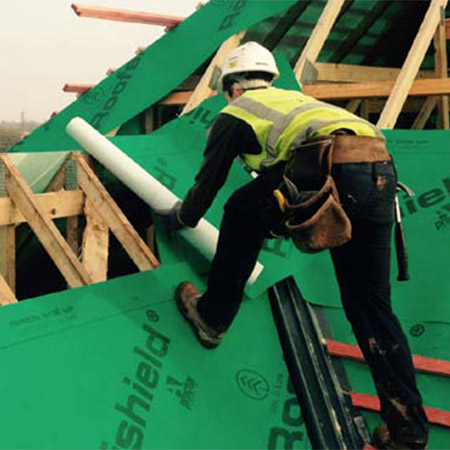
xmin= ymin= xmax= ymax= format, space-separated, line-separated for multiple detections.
xmin=303 ymin=78 xmax=450 ymax=100
xmin=360 ymin=100 xmax=369 ymax=120
xmin=378 ymin=0 xmax=449 ymax=129
xmin=313 ymin=62 xmax=435 ymax=83
xmin=368 ymin=98 xmax=426 ymax=114
xmin=182 ymin=32 xmax=246 ymax=115
xmin=73 ymin=153 xmax=160 ymax=271
xmin=0 ymin=156 xmax=92 ymax=288
xmin=66 ymin=216 xmax=79 ymax=256
xmin=71 ymin=4 xmax=184 ymax=28
xmin=346 ymin=99 xmax=362 ymax=114
xmin=162 ymin=91 xmax=195 ymax=106
xmin=0 ymin=225 xmax=15 ymax=294
xmin=64 ymin=84 xmax=193 ymax=107
xmin=144 ymin=108 xmax=154 ymax=134
xmin=326 ymin=339 xmax=450 ymax=377
xmin=0 ymin=273 xmax=17 ymax=306
xmin=63 ymin=84 xmax=93 ymax=94
xmin=45 ymin=161 xmax=67 ymax=192
xmin=445 ymin=17 xmax=450 ymax=39
xmin=434 ymin=9 xmax=449 ymax=129
xmin=294 ymin=0 xmax=346 ymax=81
xmin=351 ymin=392 xmax=450 ymax=428
xmin=82 ymin=199 xmax=109 ymax=283
xmin=412 ymin=97 xmax=438 ymax=129
xmin=0 ymin=191 xmax=84 ymax=226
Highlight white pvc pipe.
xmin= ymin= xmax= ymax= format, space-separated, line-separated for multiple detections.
xmin=66 ymin=117 xmax=264 ymax=286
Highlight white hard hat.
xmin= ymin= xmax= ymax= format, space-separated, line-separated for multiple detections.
xmin=221 ymin=41 xmax=280 ymax=82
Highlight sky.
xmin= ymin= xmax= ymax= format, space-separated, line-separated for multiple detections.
xmin=0 ymin=0 xmax=204 ymax=123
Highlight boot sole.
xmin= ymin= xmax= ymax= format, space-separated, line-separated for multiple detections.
xmin=175 ymin=287 xmax=220 ymax=350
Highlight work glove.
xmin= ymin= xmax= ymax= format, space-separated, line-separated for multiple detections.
xmin=159 ymin=201 xmax=186 ymax=232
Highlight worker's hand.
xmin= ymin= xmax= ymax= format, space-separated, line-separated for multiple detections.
xmin=159 ymin=202 xmax=186 ymax=232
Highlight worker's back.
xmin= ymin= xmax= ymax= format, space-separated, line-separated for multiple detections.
xmin=222 ymin=87 xmax=382 ymax=172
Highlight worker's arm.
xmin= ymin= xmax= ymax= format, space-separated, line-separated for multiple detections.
xmin=178 ymin=113 xmax=261 ymax=227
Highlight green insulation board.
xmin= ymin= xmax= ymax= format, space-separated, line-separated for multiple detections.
xmin=0 ymin=263 xmax=310 ymax=450
xmin=11 ymin=0 xmax=296 ymax=153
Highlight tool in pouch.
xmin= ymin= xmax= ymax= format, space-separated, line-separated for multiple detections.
xmin=273 ymin=137 xmax=352 ymax=254
xmin=395 ymin=181 xmax=414 ymax=281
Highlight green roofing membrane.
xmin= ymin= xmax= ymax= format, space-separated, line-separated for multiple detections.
xmin=7 ymin=98 xmax=450 ymax=448
xmin=0 ymin=263 xmax=310 ymax=450
xmin=4 ymin=0 xmax=450 ymax=444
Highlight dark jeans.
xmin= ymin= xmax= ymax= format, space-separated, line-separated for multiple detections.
xmin=197 ymin=161 xmax=428 ymax=445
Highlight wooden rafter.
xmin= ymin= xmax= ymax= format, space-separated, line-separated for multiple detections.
xmin=378 ymin=0 xmax=449 ymax=129
xmin=330 ymin=1 xmax=391 ymax=62
xmin=351 ymin=392 xmax=450 ymax=428
xmin=346 ymin=99 xmax=362 ymax=114
xmin=294 ymin=0 xmax=346 ymax=81
xmin=313 ymin=62 xmax=436 ymax=83
xmin=0 ymin=225 xmax=15 ymax=294
xmin=444 ymin=17 xmax=450 ymax=38
xmin=0 ymin=155 xmax=93 ymax=288
xmin=434 ymin=9 xmax=449 ymax=129
xmin=0 ymin=153 xmax=160 ymax=302
xmin=64 ymin=84 xmax=195 ymax=107
xmin=82 ymin=199 xmax=109 ymax=283
xmin=139 ymin=82 xmax=450 ymax=106
xmin=0 ymin=191 xmax=83 ymax=226
xmin=368 ymin=98 xmax=426 ymax=114
xmin=0 ymin=273 xmax=17 ymax=306
xmin=412 ymin=97 xmax=438 ymax=129
xmin=71 ymin=4 xmax=184 ymax=28
xmin=327 ymin=339 xmax=450 ymax=377
xmin=182 ymin=31 xmax=246 ymax=115
xmin=73 ymin=153 xmax=160 ymax=271
xmin=304 ymin=78 xmax=450 ymax=100
xmin=63 ymin=84 xmax=94 ymax=94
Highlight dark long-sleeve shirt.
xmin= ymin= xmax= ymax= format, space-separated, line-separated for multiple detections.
xmin=179 ymin=113 xmax=261 ymax=227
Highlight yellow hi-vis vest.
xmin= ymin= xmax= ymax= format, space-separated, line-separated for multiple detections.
xmin=222 ymin=87 xmax=383 ymax=172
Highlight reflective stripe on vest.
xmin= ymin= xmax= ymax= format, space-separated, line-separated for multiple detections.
xmin=222 ymin=88 xmax=383 ymax=171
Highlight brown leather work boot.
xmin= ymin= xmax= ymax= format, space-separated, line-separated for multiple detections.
xmin=175 ymin=281 xmax=225 ymax=349
xmin=372 ymin=424 xmax=427 ymax=450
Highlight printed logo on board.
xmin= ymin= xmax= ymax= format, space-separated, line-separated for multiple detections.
xmin=81 ymin=87 xmax=107 ymax=105
xmin=410 ymin=323 xmax=426 ymax=337
xmin=267 ymin=379 xmax=305 ymax=450
xmin=99 ymin=312 xmax=171 ymax=450
xmin=90 ymin=53 xmax=144 ymax=130
xmin=152 ymin=158 xmax=177 ymax=191
xmin=400 ymin=176 xmax=450 ymax=233
xmin=218 ymin=0 xmax=247 ymax=31
xmin=166 ymin=375 xmax=197 ymax=411
xmin=146 ymin=309 xmax=159 ymax=322
xmin=236 ymin=369 xmax=270 ymax=400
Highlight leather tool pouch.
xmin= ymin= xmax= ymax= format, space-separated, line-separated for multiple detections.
xmin=280 ymin=137 xmax=352 ymax=254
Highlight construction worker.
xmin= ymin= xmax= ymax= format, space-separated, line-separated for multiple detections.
xmin=161 ymin=42 xmax=428 ymax=449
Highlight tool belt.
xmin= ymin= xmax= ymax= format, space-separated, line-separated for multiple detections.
xmin=274 ymin=135 xmax=390 ymax=254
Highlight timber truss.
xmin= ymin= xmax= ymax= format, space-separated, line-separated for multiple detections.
xmin=0 ymin=152 xmax=160 ymax=305
xmin=65 ymin=0 xmax=450 ymax=131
